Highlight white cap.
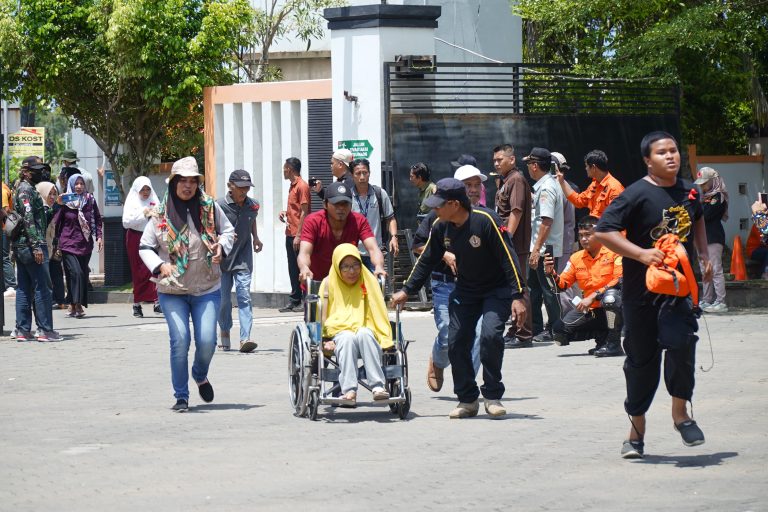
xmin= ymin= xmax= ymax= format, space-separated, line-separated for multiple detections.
xmin=166 ymin=156 xmax=202 ymax=183
xmin=551 ymin=152 xmax=567 ymax=168
xmin=454 ymin=164 xmax=487 ymax=183
xmin=332 ymin=148 xmax=354 ymax=164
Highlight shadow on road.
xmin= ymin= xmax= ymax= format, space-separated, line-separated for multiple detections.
xmin=638 ymin=451 xmax=738 ymax=467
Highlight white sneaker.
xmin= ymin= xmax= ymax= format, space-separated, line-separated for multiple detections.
xmin=698 ymin=301 xmax=712 ymax=310
xmin=705 ymin=302 xmax=728 ymax=313
xmin=4 ymin=287 xmax=15 ymax=297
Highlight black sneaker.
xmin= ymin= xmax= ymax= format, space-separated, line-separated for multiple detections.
xmin=504 ymin=337 xmax=533 ymax=349
xmin=153 ymin=302 xmax=162 ymax=314
xmin=621 ymin=439 xmax=644 ymax=459
xmin=172 ymin=399 xmax=188 ymax=412
xmin=198 ymin=381 xmax=214 ymax=403
xmin=675 ymin=420 xmax=705 ymax=447
xmin=279 ymin=302 xmax=300 ymax=313
xmin=595 ymin=342 xmax=624 ymax=358
xmin=133 ymin=304 xmax=143 ymax=318
xmin=533 ymin=331 xmax=554 ymax=343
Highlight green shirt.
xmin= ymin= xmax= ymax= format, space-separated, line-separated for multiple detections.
xmin=417 ymin=181 xmax=437 ymax=215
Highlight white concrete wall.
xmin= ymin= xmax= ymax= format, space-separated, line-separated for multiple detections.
xmin=212 ymin=98 xmax=309 ymax=294
xmin=330 ymin=26 xmax=436 ymax=184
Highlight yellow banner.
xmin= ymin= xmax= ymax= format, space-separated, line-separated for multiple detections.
xmin=9 ymin=127 xmax=46 ymax=161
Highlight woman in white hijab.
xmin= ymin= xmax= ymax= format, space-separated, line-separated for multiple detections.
xmin=122 ymin=176 xmax=160 ymax=317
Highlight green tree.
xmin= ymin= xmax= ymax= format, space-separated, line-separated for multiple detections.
xmin=244 ymin=0 xmax=345 ymax=83
xmin=513 ymin=0 xmax=768 ymax=154
xmin=0 ymin=0 xmax=255 ymax=198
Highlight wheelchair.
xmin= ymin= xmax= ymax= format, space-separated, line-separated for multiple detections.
xmin=288 ymin=278 xmax=411 ymax=420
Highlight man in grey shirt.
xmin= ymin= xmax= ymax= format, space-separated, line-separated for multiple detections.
xmin=350 ymin=158 xmax=399 ymax=270
xmin=524 ymin=147 xmax=564 ymax=344
xmin=217 ymin=170 xmax=263 ymax=353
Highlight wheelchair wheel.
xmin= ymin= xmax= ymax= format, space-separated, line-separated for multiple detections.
xmin=387 ymin=380 xmax=399 ymax=415
xmin=288 ymin=326 xmax=310 ymax=417
xmin=398 ymin=388 xmax=412 ymax=420
xmin=308 ymin=389 xmax=319 ymax=421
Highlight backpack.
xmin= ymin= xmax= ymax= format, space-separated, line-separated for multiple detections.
xmin=3 ymin=210 xmax=23 ymax=241
xmin=645 ymin=233 xmax=699 ymax=308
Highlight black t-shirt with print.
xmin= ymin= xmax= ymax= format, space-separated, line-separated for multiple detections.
xmin=596 ymin=177 xmax=703 ymax=301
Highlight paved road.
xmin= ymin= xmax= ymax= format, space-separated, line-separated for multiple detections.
xmin=1 ymin=301 xmax=766 ymax=511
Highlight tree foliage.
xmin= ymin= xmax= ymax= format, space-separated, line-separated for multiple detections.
xmin=0 ymin=0 xmax=255 ymax=197
xmin=243 ymin=0 xmax=345 ymax=82
xmin=513 ymin=0 xmax=768 ymax=154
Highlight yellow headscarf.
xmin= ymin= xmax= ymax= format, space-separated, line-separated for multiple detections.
xmin=320 ymin=243 xmax=393 ymax=349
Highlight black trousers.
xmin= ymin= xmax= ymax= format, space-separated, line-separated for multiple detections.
xmin=62 ymin=252 xmax=90 ymax=307
xmin=448 ymin=288 xmax=511 ymax=403
xmin=552 ymin=307 xmax=608 ymax=343
xmin=528 ymin=262 xmax=561 ymax=335
xmin=622 ymin=300 xmax=697 ymax=416
xmin=285 ymin=236 xmax=302 ymax=304
xmin=48 ymin=258 xmax=66 ymax=304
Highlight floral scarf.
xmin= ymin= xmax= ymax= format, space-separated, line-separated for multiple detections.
xmin=65 ymin=174 xmax=94 ymax=241
xmin=157 ymin=188 xmax=218 ymax=276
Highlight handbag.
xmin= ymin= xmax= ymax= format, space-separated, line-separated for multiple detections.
xmin=50 ymin=238 xmax=62 ymax=262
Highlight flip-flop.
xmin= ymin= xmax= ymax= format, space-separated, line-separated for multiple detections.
xmin=338 ymin=392 xmax=356 ymax=406
xmin=239 ymin=340 xmax=257 ymax=353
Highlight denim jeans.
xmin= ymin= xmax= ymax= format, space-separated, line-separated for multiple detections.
xmin=218 ymin=270 xmax=253 ymax=341
xmin=15 ymin=245 xmax=52 ymax=333
xmin=432 ymin=279 xmax=480 ymax=374
xmin=159 ymin=290 xmax=221 ymax=400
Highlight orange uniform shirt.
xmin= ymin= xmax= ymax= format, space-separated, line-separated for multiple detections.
xmin=285 ymin=176 xmax=311 ymax=236
xmin=554 ymin=246 xmax=622 ymax=308
xmin=2 ymin=182 xmax=12 ymax=211
xmin=566 ymin=172 xmax=624 ymax=218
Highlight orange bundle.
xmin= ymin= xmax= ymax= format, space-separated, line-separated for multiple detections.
xmin=645 ymin=233 xmax=699 ymax=308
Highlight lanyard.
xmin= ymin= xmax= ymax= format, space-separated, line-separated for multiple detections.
xmin=354 ymin=191 xmax=372 ymax=218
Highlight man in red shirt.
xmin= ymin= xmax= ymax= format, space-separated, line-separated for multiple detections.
xmin=279 ymin=157 xmax=311 ymax=312
xmin=298 ymin=181 xmax=384 ymax=281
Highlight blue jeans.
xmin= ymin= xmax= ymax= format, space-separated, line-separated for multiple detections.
xmin=159 ymin=290 xmax=221 ymax=400
xmin=751 ymin=247 xmax=768 ymax=273
xmin=432 ymin=279 xmax=480 ymax=375
xmin=15 ymin=245 xmax=52 ymax=333
xmin=218 ymin=270 xmax=253 ymax=341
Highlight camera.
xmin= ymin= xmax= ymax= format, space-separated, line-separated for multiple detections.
xmin=308 ymin=177 xmax=318 ymax=187
xmin=549 ymin=162 xmax=558 ymax=176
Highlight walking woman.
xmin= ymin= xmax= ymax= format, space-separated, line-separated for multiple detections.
xmin=35 ymin=181 xmax=66 ymax=308
xmin=53 ymin=174 xmax=103 ymax=318
xmin=139 ymin=157 xmax=234 ymax=412
xmin=122 ymin=176 xmax=160 ymax=317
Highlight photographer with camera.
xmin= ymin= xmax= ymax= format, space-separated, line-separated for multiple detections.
xmin=311 ymin=149 xmax=354 ymax=200
xmin=544 ymin=215 xmax=624 ymax=357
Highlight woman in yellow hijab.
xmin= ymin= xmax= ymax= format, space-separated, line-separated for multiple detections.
xmin=321 ymin=243 xmax=393 ymax=404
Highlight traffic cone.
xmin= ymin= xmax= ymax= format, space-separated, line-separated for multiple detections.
xmin=730 ymin=235 xmax=747 ymax=281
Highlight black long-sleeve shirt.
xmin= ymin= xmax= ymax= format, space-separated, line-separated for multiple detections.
xmin=402 ymin=206 xmax=525 ymax=299
xmin=702 ymin=191 xmax=727 ymax=246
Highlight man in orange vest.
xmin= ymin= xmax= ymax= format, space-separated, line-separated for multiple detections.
xmin=544 ymin=215 xmax=624 ymax=357
xmin=557 ymin=149 xmax=624 ymax=218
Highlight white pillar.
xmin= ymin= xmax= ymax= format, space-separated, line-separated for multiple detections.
xmin=325 ymin=5 xmax=441 ymax=186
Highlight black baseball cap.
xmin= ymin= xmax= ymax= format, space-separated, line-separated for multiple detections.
xmin=522 ymin=147 xmax=552 ymax=165
xmin=228 ymin=169 xmax=254 ymax=187
xmin=450 ymin=154 xmax=478 ymax=168
xmin=325 ymin=181 xmax=353 ymax=204
xmin=423 ymin=178 xmax=469 ymax=208
xmin=21 ymin=156 xmax=46 ymax=170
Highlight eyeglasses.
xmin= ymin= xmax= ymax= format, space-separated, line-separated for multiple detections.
xmin=339 ymin=262 xmax=362 ymax=273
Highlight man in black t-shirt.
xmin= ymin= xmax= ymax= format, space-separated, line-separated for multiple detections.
xmin=391 ymin=178 xmax=526 ymax=419
xmin=595 ymin=131 xmax=713 ymax=459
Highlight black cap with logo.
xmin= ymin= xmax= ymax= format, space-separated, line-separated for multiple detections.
xmin=325 ymin=181 xmax=353 ymax=204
